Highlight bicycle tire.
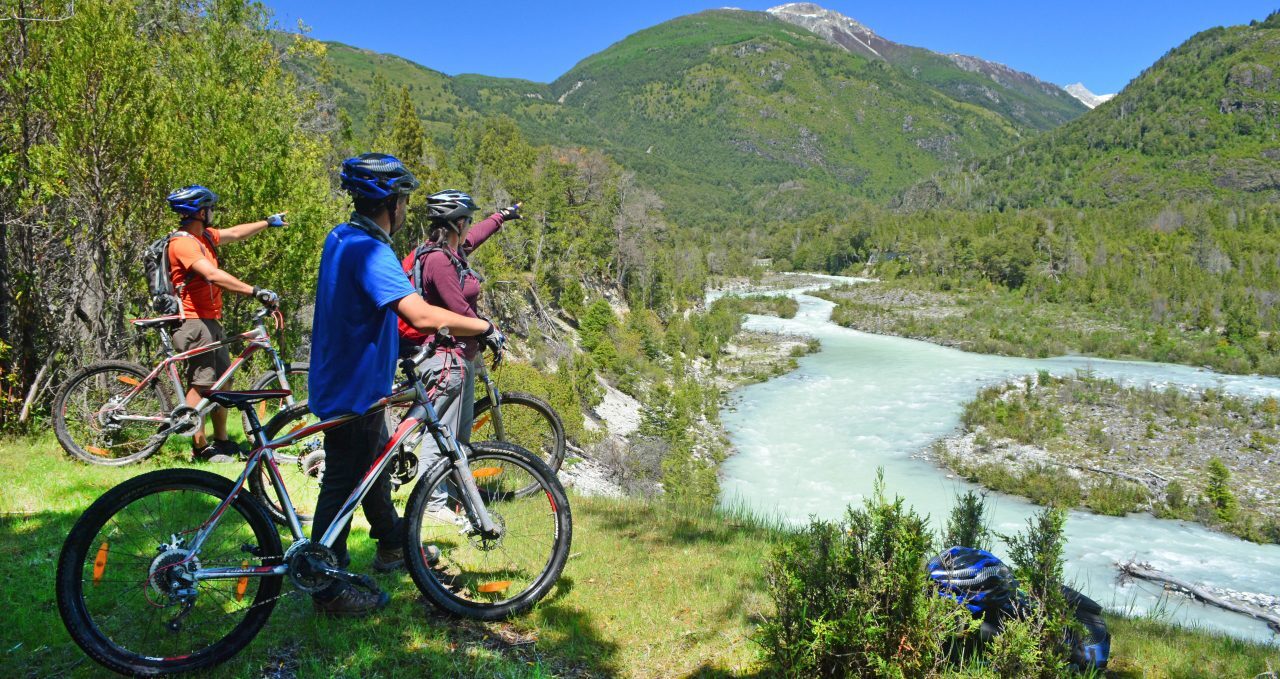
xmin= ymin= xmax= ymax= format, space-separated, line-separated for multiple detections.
xmin=53 ymin=360 xmax=175 ymax=466
xmin=471 ymin=392 xmax=566 ymax=475
xmin=404 ymin=440 xmax=572 ymax=620
xmin=56 ymin=468 xmax=284 ymax=675
xmin=242 ymin=362 xmax=309 ymax=440
xmin=250 ymin=401 xmax=325 ymax=526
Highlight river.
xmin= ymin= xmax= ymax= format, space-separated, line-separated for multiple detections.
xmin=716 ymin=276 xmax=1280 ymax=644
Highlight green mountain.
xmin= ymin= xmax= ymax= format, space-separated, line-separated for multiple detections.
xmin=765 ymin=3 xmax=1087 ymax=132
xmin=910 ymin=11 xmax=1280 ymax=210
xmin=292 ymin=8 xmax=1091 ymax=228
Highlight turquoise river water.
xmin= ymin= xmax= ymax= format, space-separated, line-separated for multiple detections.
xmin=716 ymin=276 xmax=1280 ymax=644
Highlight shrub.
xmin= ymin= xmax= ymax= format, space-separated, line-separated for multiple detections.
xmin=759 ymin=473 xmax=969 ymax=677
xmin=999 ymin=508 xmax=1072 ymax=678
xmin=1084 ymin=478 xmax=1149 ymax=516
xmin=943 ymin=490 xmax=991 ymax=550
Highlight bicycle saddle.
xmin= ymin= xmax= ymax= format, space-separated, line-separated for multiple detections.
xmin=205 ymin=389 xmax=292 ymax=408
xmin=130 ymin=315 xmax=183 ymax=328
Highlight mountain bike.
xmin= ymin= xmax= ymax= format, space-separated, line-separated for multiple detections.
xmin=248 ymin=348 xmax=565 ymax=526
xmin=55 ymin=338 xmax=572 ymax=676
xmin=52 ymin=305 xmax=307 ymax=465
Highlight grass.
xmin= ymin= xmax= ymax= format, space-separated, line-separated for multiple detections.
xmin=3 ymin=437 xmax=1278 ymax=677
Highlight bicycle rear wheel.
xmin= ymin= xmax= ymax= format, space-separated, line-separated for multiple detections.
xmin=56 ymin=469 xmax=283 ymax=675
xmin=404 ymin=441 xmax=572 ymax=620
xmin=250 ymin=401 xmax=325 ymax=526
xmin=471 ymin=391 xmax=565 ymax=476
xmin=242 ymin=361 xmax=309 ymax=440
xmin=53 ymin=361 xmax=174 ymax=465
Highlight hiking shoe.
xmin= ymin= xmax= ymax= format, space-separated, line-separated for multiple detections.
xmin=372 ymin=544 xmax=404 ymax=573
xmin=313 ymin=585 xmax=390 ymax=617
xmin=193 ymin=439 xmax=241 ymax=463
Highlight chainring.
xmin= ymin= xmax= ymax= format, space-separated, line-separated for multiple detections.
xmin=167 ymin=405 xmax=203 ymax=436
xmin=284 ymin=541 xmax=338 ymax=593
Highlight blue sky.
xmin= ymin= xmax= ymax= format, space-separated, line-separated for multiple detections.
xmin=263 ymin=1 xmax=1278 ymax=94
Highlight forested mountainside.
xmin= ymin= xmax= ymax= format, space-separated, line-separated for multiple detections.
xmin=906 ymin=11 xmax=1280 ymax=210
xmin=302 ymin=9 xmax=1088 ymax=229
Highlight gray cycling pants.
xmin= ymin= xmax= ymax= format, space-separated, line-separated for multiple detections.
xmin=418 ymin=352 xmax=475 ymax=510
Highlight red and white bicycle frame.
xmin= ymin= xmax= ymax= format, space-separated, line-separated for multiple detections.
xmin=103 ymin=310 xmax=297 ymax=427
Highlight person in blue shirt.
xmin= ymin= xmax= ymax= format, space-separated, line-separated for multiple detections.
xmin=309 ymin=153 xmax=503 ymax=616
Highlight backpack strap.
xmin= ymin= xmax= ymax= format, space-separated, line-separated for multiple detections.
xmin=411 ymin=242 xmax=470 ymax=294
xmin=166 ymin=230 xmax=215 ymax=290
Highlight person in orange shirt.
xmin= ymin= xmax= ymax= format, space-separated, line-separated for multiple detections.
xmin=164 ymin=185 xmax=285 ymax=462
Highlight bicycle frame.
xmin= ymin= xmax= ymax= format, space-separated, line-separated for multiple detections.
xmin=472 ymin=360 xmax=507 ymax=439
xmin=106 ymin=311 xmax=296 ymax=428
xmin=185 ymin=351 xmax=498 ymax=584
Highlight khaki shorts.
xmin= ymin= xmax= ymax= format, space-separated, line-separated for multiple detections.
xmin=174 ymin=319 xmax=231 ymax=388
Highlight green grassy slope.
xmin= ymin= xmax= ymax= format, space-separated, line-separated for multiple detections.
xmin=919 ymin=11 xmax=1280 ymax=209
xmin=4 ymin=438 xmax=1278 ymax=677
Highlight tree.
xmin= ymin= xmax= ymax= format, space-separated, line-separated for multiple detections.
xmin=1205 ymin=457 xmax=1237 ymax=522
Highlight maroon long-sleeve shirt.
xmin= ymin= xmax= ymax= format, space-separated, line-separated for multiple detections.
xmin=398 ymin=213 xmax=506 ymax=359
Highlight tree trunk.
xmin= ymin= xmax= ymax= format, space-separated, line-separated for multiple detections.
xmin=1118 ymin=560 xmax=1280 ymax=633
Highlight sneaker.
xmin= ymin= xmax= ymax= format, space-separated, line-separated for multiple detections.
xmin=422 ymin=545 xmax=441 ymax=567
xmin=372 ymin=543 xmax=404 ymax=573
xmin=313 ymin=585 xmax=390 ymax=617
xmin=193 ymin=439 xmax=241 ymax=463
xmin=424 ymin=506 xmax=471 ymax=533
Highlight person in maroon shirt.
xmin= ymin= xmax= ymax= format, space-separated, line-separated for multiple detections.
xmin=398 ymin=189 xmax=521 ymax=522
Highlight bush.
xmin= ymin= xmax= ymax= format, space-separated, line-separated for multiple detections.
xmin=1084 ymin=478 xmax=1149 ymax=516
xmin=999 ymin=508 xmax=1072 ymax=677
xmin=943 ymin=490 xmax=991 ymax=550
xmin=759 ymin=473 xmax=969 ymax=677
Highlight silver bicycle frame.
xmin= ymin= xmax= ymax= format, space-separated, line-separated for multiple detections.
xmin=188 ymin=354 xmax=500 ymax=583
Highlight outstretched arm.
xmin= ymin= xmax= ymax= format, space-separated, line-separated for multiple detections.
xmin=218 ymin=211 xmax=288 ymax=244
xmin=392 ymin=293 xmax=490 ymax=336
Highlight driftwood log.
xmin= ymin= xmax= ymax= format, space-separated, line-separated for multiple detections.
xmin=1118 ymin=560 xmax=1280 ymax=633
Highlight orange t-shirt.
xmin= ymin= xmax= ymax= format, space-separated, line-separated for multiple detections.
xmin=168 ymin=228 xmax=224 ymax=319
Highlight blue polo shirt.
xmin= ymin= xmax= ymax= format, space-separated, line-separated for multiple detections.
xmin=309 ymin=216 xmax=415 ymax=420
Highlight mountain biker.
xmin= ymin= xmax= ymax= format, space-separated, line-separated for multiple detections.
xmin=164 ymin=185 xmax=286 ymax=463
xmin=308 ymin=153 xmax=503 ymax=616
xmin=399 ymin=190 xmax=520 ymax=515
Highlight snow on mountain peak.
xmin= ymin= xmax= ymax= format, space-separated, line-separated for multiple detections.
xmin=767 ymin=3 xmax=883 ymax=59
xmin=1064 ymin=82 xmax=1116 ymax=109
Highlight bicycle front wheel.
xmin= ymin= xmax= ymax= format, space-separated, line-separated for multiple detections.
xmin=404 ymin=441 xmax=572 ymax=620
xmin=53 ymin=360 xmax=175 ymax=465
xmin=471 ymin=392 xmax=566 ymax=476
xmin=56 ymin=469 xmax=284 ymax=675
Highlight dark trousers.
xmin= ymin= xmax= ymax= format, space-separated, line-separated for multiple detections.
xmin=310 ymin=411 xmax=401 ymax=597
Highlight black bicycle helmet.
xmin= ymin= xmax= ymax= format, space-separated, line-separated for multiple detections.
xmin=339 ymin=153 xmax=421 ymax=201
xmin=927 ymin=546 xmax=1017 ymax=614
xmin=426 ymin=189 xmax=478 ymax=225
xmin=166 ymin=185 xmax=219 ymax=217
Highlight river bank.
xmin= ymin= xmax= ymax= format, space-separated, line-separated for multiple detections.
xmin=811 ymin=279 xmax=1280 ymax=376
xmin=928 ymin=372 xmax=1280 ymax=546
